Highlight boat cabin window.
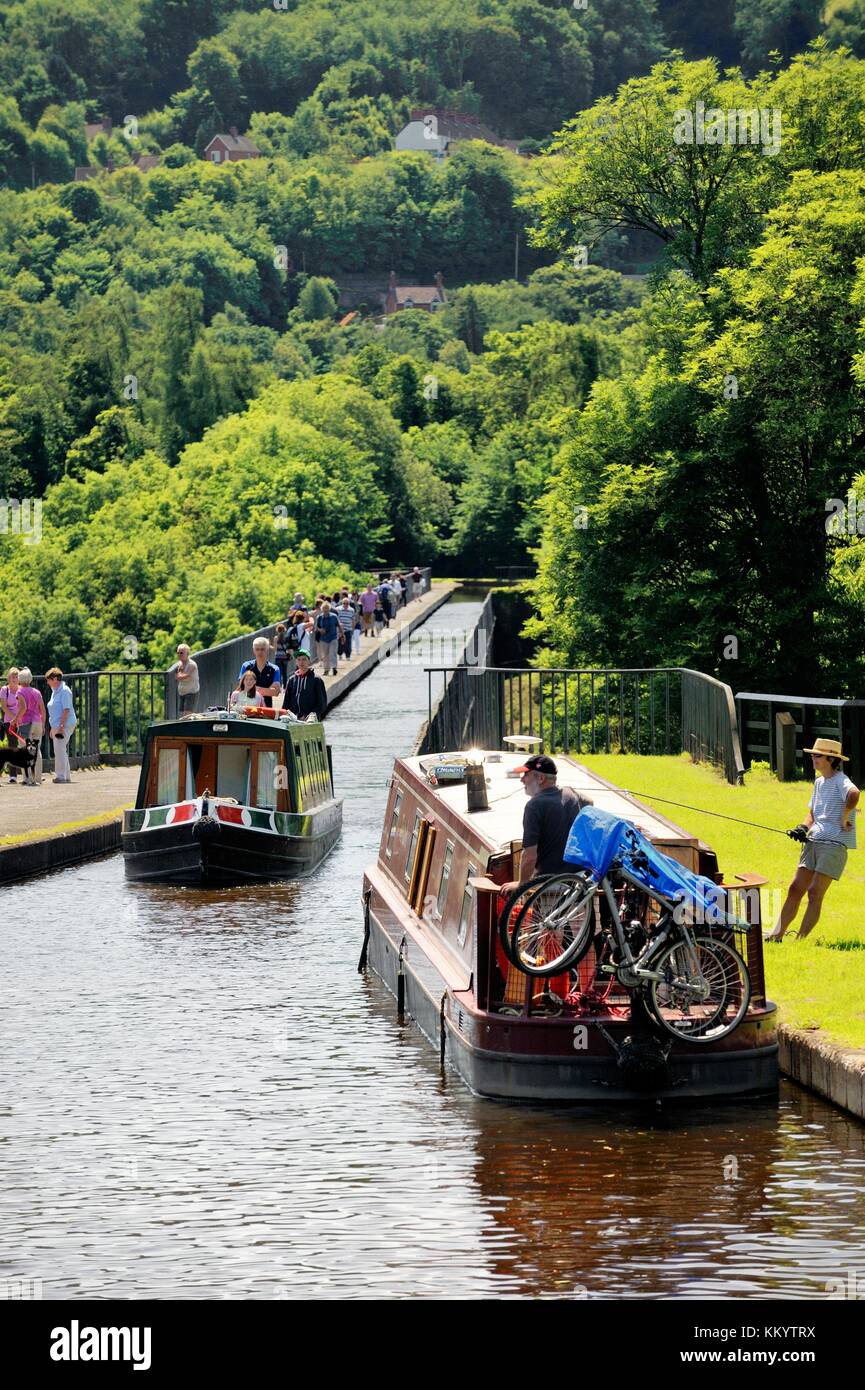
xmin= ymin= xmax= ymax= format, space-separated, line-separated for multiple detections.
xmin=457 ymin=864 xmax=477 ymax=946
xmin=405 ymin=810 xmax=423 ymax=884
xmin=255 ymin=748 xmax=279 ymax=810
xmin=292 ymin=733 xmax=331 ymax=809
xmin=385 ymin=791 xmax=402 ymax=858
xmin=155 ymin=746 xmax=182 ymax=805
xmin=148 ymin=737 xmax=289 ymax=810
xmin=437 ymin=842 xmax=454 ymax=916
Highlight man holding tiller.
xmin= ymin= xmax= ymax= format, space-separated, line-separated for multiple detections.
xmin=766 ymin=738 xmax=859 ymax=942
xmin=501 ymin=753 xmax=591 ymax=892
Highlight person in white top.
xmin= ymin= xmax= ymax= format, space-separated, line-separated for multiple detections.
xmin=766 ymin=738 xmax=859 ymax=942
xmin=170 ymin=644 xmax=200 ymax=714
xmin=229 ymin=669 xmax=262 ymax=713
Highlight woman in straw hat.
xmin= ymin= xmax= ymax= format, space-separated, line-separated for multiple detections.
xmin=766 ymin=738 xmax=859 ymax=942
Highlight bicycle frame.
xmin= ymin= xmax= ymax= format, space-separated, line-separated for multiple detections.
xmin=597 ymin=864 xmax=701 ymax=984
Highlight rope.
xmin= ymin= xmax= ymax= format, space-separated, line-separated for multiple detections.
xmin=621 ymin=789 xmax=790 ymax=837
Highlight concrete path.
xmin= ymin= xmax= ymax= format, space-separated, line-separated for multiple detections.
xmin=0 ymin=765 xmax=141 ymax=845
xmin=316 ymin=581 xmax=455 ymax=708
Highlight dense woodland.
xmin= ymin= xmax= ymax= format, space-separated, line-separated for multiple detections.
xmin=0 ymin=2 xmax=863 ymax=694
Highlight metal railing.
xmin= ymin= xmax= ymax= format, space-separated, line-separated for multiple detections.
xmin=417 ymin=594 xmax=496 ymax=754
xmin=736 ymin=691 xmax=865 ymax=784
xmin=421 ymin=662 xmax=745 ymax=783
xmin=30 ymin=670 xmax=170 ymax=771
xmin=681 ymin=669 xmax=746 ymax=784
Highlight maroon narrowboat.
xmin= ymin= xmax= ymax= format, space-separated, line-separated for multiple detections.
xmin=360 ymin=751 xmax=778 ymax=1103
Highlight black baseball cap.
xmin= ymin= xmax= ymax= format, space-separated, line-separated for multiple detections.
xmin=514 ymin=754 xmax=557 ymax=775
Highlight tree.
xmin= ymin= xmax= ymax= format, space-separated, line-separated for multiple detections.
xmin=530 ymin=58 xmax=787 ymax=285
xmin=734 ymin=0 xmax=823 ymax=70
xmin=455 ymin=289 xmax=487 ymax=354
xmin=382 ymin=358 xmax=427 ymax=430
xmin=297 ymin=276 xmax=338 ymax=321
xmin=824 ymin=1 xmax=865 ymax=57
xmin=530 ymin=170 xmax=865 ymax=692
xmin=0 ymin=97 xmax=32 ymax=189
xmin=152 ymin=283 xmax=204 ymax=460
xmin=654 ymin=1 xmax=739 ymax=64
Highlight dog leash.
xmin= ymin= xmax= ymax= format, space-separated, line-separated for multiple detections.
xmin=621 ymin=789 xmax=791 ymax=837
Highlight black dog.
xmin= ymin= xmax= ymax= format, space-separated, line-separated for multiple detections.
xmin=0 ymin=727 xmax=39 ymax=782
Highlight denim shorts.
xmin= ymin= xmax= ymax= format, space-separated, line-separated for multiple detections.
xmin=799 ymin=840 xmax=848 ymax=881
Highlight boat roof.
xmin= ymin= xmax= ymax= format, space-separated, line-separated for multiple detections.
xmin=400 ymin=751 xmax=699 ymax=857
xmin=143 ymin=715 xmax=324 ymax=741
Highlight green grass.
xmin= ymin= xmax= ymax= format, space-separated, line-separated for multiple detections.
xmin=577 ymin=753 xmax=865 ymax=1050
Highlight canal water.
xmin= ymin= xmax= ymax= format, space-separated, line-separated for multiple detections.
xmin=2 ymin=588 xmax=864 ymax=1301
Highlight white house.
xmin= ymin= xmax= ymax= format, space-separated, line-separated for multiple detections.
xmin=395 ymin=109 xmax=520 ymax=160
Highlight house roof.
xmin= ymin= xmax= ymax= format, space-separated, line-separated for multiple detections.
xmin=408 ymin=108 xmax=518 ymax=150
xmin=133 ymin=155 xmax=160 ymax=172
xmin=205 ymin=132 xmax=261 ymax=155
xmin=393 ymin=286 xmax=443 ymax=304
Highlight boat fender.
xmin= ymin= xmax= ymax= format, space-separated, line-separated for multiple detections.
xmin=357 ymin=889 xmax=372 ymax=973
xmin=193 ymin=815 xmax=220 ymax=840
xmin=597 ymin=1023 xmax=672 ymax=1092
xmin=397 ymin=935 xmax=407 ymax=1016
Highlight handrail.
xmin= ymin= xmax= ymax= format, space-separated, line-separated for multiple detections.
xmin=421 ymin=661 xmax=745 ymax=784
xmin=736 ymin=690 xmax=865 ymax=708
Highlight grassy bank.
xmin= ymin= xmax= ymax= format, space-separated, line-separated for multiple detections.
xmin=577 ymin=754 xmax=865 ymax=1050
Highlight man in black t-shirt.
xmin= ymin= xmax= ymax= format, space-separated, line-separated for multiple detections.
xmin=502 ymin=754 xmax=590 ymax=892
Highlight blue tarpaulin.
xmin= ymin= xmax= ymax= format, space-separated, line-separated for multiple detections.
xmin=564 ymin=805 xmax=731 ymax=925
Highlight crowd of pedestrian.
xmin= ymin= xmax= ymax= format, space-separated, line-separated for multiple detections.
xmin=0 ymin=666 xmax=77 ymax=786
xmin=0 ymin=571 xmax=425 ymax=788
xmin=171 ymin=567 xmax=426 ymax=721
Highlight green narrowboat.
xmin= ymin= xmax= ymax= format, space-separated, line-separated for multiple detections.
xmin=122 ymin=713 xmax=342 ymax=884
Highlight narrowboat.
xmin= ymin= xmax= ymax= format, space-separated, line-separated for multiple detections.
xmin=360 ymin=750 xmax=778 ymax=1102
xmin=122 ymin=712 xmax=342 ymax=884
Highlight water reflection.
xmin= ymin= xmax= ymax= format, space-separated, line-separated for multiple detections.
xmin=0 ymin=591 xmax=863 ymax=1300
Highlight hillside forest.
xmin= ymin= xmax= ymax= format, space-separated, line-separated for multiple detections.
xmin=0 ymin=1 xmax=863 ymax=695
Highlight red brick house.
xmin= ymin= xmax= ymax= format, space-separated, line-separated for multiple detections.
xmin=384 ymin=270 xmax=447 ymax=314
xmin=203 ymin=128 xmax=261 ymax=164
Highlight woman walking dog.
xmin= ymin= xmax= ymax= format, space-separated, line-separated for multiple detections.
xmin=766 ymin=738 xmax=859 ymax=942
xmin=0 ymin=668 xmax=26 ymax=784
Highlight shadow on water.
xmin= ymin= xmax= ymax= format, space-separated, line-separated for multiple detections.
xmin=1 ymin=591 xmax=864 ymax=1299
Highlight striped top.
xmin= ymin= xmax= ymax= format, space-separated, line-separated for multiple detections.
xmin=335 ymin=605 xmax=355 ymax=632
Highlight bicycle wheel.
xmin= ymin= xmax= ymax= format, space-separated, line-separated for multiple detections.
xmin=647 ymin=935 xmax=750 ymax=1043
xmin=497 ymin=876 xmax=563 ymax=964
xmin=509 ymin=872 xmax=597 ymax=977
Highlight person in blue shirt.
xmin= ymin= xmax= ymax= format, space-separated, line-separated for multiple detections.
xmin=238 ymin=637 xmax=282 ymax=708
xmin=45 ymin=667 xmax=77 ymax=783
xmin=766 ymin=738 xmax=860 ymax=942
xmin=314 ymin=601 xmax=340 ymax=676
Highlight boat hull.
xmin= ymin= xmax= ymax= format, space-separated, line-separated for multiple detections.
xmin=123 ymin=800 xmax=342 ymax=884
xmin=365 ymin=899 xmax=779 ymax=1104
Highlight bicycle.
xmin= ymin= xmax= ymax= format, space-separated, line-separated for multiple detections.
xmin=497 ymin=831 xmax=750 ymax=1044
